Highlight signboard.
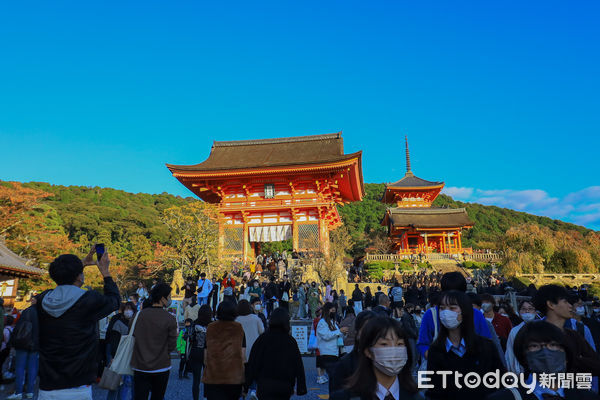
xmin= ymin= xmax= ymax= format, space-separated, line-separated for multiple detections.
xmin=0 ymin=280 xmax=16 ymax=297
xmin=291 ymin=325 xmax=309 ymax=354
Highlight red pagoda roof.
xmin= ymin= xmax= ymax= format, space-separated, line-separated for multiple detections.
xmin=383 ymin=208 xmax=474 ymax=229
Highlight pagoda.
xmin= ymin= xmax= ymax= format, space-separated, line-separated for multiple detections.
xmin=167 ymin=132 xmax=364 ymax=261
xmin=381 ymin=137 xmax=474 ymax=254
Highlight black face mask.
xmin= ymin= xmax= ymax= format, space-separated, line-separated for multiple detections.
xmin=526 ymin=348 xmax=566 ymax=374
xmin=330 ymin=312 xmax=336 ymax=318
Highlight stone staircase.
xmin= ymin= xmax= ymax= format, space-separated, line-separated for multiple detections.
xmin=428 ymin=259 xmax=470 ymax=277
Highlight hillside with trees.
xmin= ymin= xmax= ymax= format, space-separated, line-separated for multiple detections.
xmin=1 ymin=180 xmax=598 ymax=293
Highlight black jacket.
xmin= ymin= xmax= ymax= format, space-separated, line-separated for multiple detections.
xmin=426 ymin=334 xmax=505 ymax=400
xmin=330 ymin=350 xmax=358 ymax=399
xmin=12 ymin=305 xmax=39 ymax=352
xmin=38 ymin=277 xmax=120 ymax=391
xmin=246 ymin=330 xmax=307 ymax=399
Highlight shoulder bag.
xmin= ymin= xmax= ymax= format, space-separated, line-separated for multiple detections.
xmin=109 ymin=311 xmax=140 ymax=376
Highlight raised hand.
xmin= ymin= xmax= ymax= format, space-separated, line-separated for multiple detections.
xmin=97 ymin=251 xmax=111 ymax=278
xmin=82 ymin=246 xmax=97 ymax=267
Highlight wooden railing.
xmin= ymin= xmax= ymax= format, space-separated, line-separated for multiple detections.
xmin=365 ymin=251 xmax=502 ymax=264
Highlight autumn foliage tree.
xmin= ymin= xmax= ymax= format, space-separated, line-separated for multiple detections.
xmin=161 ymin=201 xmax=219 ymax=278
xmin=311 ymin=226 xmax=354 ymax=284
xmin=499 ymin=224 xmax=598 ymax=276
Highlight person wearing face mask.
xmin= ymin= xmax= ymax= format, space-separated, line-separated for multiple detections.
xmin=417 ymin=272 xmax=493 ymax=360
xmin=505 ymin=300 xmax=539 ymax=374
xmin=131 ymin=283 xmax=178 ymax=400
xmin=37 ymin=248 xmax=120 ymax=400
xmin=316 ymin=302 xmax=343 ymax=386
xmin=480 ymin=294 xmax=513 ymax=351
xmin=335 ymin=317 xmax=423 ymax=400
xmin=250 ymin=296 xmax=268 ymax=330
xmin=426 ymin=291 xmax=504 ymax=400
xmin=487 ymin=321 xmax=600 ymax=400
xmin=103 ymin=301 xmax=136 ymax=400
xmin=571 ymin=296 xmax=600 ymax=353
xmin=533 ymin=285 xmax=600 ymax=377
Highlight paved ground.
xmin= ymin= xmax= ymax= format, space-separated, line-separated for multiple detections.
xmin=90 ymin=356 xmax=328 ymax=400
xmin=0 ymin=356 xmax=328 ymax=400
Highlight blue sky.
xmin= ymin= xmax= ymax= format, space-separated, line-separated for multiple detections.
xmin=1 ymin=1 xmax=599 ymax=230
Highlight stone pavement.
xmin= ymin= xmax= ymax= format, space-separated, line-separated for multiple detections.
xmin=91 ymin=356 xmax=329 ymax=400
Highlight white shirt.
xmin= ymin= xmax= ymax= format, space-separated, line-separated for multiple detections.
xmin=376 ymin=376 xmax=399 ymax=400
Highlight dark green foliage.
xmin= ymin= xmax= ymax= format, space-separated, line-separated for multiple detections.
xmin=462 ymin=261 xmax=490 ymax=270
xmin=22 ymin=182 xmax=193 ymax=249
xmin=259 ymin=239 xmax=293 ymax=255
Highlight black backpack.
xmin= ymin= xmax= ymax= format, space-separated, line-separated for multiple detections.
xmin=10 ymin=307 xmax=36 ymax=351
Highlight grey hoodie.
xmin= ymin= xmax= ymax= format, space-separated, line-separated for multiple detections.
xmin=42 ymin=285 xmax=86 ymax=318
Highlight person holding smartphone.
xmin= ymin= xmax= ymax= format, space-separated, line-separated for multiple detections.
xmin=37 ymin=246 xmax=120 ymax=400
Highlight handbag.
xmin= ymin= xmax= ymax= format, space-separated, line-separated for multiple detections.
xmin=98 ymin=367 xmax=121 ymax=391
xmin=307 ymin=328 xmax=318 ymax=351
xmin=282 ymin=292 xmax=289 ymax=302
xmin=109 ymin=311 xmax=140 ymax=376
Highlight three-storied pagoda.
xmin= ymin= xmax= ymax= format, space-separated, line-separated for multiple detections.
xmin=381 ymin=137 xmax=474 ymax=254
xmin=167 ymin=132 xmax=364 ymax=261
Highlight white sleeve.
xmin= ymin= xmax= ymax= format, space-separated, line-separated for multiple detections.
xmin=316 ymin=319 xmax=340 ymax=341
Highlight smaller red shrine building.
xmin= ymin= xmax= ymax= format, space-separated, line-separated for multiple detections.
xmin=167 ymin=132 xmax=364 ymax=261
xmin=381 ymin=138 xmax=474 ymax=254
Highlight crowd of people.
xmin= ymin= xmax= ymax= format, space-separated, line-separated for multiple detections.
xmin=2 ymin=245 xmax=600 ymax=400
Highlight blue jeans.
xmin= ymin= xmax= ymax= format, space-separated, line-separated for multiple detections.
xmin=106 ymin=374 xmax=133 ymax=400
xmin=14 ymin=350 xmax=39 ymax=395
xmin=198 ymin=296 xmax=208 ymax=306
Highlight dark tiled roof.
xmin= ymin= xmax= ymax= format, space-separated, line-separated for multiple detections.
xmin=0 ymin=241 xmax=45 ymax=277
xmin=387 ymin=208 xmax=474 ymax=228
xmin=166 ymin=132 xmax=361 ymax=172
xmin=387 ymin=172 xmax=443 ymax=188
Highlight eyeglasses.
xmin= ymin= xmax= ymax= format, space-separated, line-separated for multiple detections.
xmin=527 ymin=342 xmax=563 ymax=352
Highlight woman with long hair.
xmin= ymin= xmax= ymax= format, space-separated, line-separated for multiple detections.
xmin=245 ymin=307 xmax=307 ymax=399
xmin=426 ymin=290 xmax=504 ymax=400
xmin=336 ymin=316 xmax=422 ymax=400
xmin=316 ymin=302 xmax=342 ymax=386
xmin=189 ymin=305 xmax=212 ymax=400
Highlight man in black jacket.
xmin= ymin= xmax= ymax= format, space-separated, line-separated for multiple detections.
xmin=37 ymin=247 xmax=120 ymax=399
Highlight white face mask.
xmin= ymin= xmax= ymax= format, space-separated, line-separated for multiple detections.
xmin=254 ymin=305 xmax=261 ymax=311
xmin=124 ymin=310 xmax=134 ymax=319
xmin=481 ymin=303 xmax=493 ymax=312
xmin=520 ymin=312 xmax=536 ymax=322
xmin=440 ymin=309 xmax=461 ymax=329
xmin=575 ymin=306 xmax=586 ymax=316
xmin=370 ymin=346 xmax=408 ymax=376
xmin=593 ymin=309 xmax=600 ymax=314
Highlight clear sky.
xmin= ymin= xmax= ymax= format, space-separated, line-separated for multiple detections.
xmin=1 ymin=1 xmax=599 ymax=230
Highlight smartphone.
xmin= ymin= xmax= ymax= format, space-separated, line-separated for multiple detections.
xmin=95 ymin=243 xmax=105 ymax=261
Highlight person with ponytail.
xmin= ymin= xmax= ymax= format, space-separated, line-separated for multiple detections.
xmin=130 ymin=283 xmax=178 ymax=400
xmin=333 ymin=316 xmax=423 ymax=400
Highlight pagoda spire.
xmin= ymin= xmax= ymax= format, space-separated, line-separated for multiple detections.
xmin=405 ymin=136 xmax=413 ymax=176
